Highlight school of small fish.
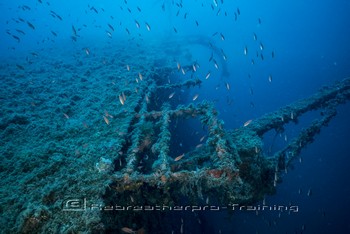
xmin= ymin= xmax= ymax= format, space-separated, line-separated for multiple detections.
xmin=2 ymin=1 xmax=321 ymax=233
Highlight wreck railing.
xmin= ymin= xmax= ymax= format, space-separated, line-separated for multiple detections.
xmin=110 ymin=63 xmax=350 ymax=205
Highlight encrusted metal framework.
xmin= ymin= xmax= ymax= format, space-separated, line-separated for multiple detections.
xmin=107 ymin=65 xmax=350 ymax=207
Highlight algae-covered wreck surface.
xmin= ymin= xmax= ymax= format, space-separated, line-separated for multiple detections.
xmin=0 ymin=39 xmax=349 ymax=233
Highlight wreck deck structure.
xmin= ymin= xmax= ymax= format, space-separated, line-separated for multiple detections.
xmin=0 ymin=41 xmax=349 ymax=233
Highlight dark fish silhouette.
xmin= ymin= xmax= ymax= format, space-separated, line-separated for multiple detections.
xmin=50 ymin=11 xmax=63 ymax=20
xmin=27 ymin=21 xmax=35 ymax=30
xmin=16 ymin=29 xmax=25 ymax=35
xmin=16 ymin=64 xmax=25 ymax=70
xmin=90 ymin=6 xmax=98 ymax=13
xmin=12 ymin=35 xmax=20 ymax=42
xmin=108 ymin=23 xmax=114 ymax=31
xmin=72 ymin=25 xmax=77 ymax=36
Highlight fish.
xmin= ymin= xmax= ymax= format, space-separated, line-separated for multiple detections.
xmin=174 ymin=153 xmax=185 ymax=161
xmin=221 ymin=49 xmax=227 ymax=60
xmin=27 ymin=21 xmax=35 ymax=30
xmin=192 ymin=64 xmax=197 ymax=72
xmin=192 ymin=94 xmax=199 ymax=101
xmin=272 ymin=51 xmax=275 ymax=58
xmin=225 ymin=82 xmax=230 ymax=90
xmin=200 ymin=136 xmax=205 ymax=142
xmin=243 ymin=119 xmax=252 ymax=127
xmin=121 ymin=227 xmax=134 ymax=233
xmin=15 ymin=29 xmax=25 ymax=35
xmin=103 ymin=116 xmax=110 ymax=125
xmin=138 ymin=72 xmax=143 ymax=80
xmin=259 ymin=42 xmax=264 ymax=50
xmin=119 ymin=95 xmax=125 ymax=105
xmin=63 ymin=113 xmax=70 ymax=119
xmin=12 ymin=35 xmax=20 ymax=42
xmin=268 ymin=75 xmax=272 ymax=82
xmin=181 ymin=68 xmax=185 ymax=75
xmin=208 ymin=52 xmax=213 ymax=62
xmin=244 ymin=46 xmax=248 ymax=55
xmin=145 ymin=22 xmax=151 ymax=31
xmin=253 ymin=33 xmax=257 ymax=41
xmin=51 ymin=31 xmax=57 ymax=36
xmin=213 ymin=59 xmax=219 ymax=69
xmin=90 ymin=6 xmax=98 ymax=13
xmin=173 ymin=27 xmax=178 ymax=33
xmin=169 ymin=92 xmax=175 ymax=99
xmin=21 ymin=5 xmax=31 ymax=11
xmin=126 ymin=65 xmax=130 ymax=71
xmin=135 ymin=20 xmax=140 ymax=28
xmin=85 ymin=48 xmax=90 ymax=55
xmin=205 ymin=71 xmax=211 ymax=79
xmin=108 ymin=23 xmax=114 ymax=31
xmin=50 ymin=11 xmax=62 ymax=20
xmin=220 ymin=33 xmax=225 ymax=41
xmin=104 ymin=110 xmax=113 ymax=118
xmin=307 ymin=188 xmax=312 ymax=196
xmin=176 ymin=62 xmax=181 ymax=70
xmin=16 ymin=64 xmax=25 ymax=70
xmin=72 ymin=25 xmax=77 ymax=36
xmin=255 ymin=147 xmax=259 ymax=153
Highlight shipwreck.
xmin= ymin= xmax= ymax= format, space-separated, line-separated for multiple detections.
xmin=0 ymin=40 xmax=349 ymax=233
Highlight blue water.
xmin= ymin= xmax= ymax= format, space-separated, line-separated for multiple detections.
xmin=1 ymin=0 xmax=350 ymax=233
